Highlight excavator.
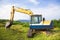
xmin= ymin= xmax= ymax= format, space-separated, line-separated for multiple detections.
xmin=5 ymin=6 xmax=53 ymax=37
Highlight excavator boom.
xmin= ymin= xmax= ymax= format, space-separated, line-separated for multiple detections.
xmin=15 ymin=7 xmax=33 ymax=15
xmin=5 ymin=6 xmax=33 ymax=28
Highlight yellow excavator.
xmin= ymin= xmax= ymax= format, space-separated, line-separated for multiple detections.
xmin=5 ymin=6 xmax=53 ymax=37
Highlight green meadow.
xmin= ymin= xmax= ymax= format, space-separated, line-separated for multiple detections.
xmin=0 ymin=19 xmax=60 ymax=40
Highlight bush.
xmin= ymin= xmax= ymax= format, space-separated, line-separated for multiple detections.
xmin=52 ymin=19 xmax=60 ymax=28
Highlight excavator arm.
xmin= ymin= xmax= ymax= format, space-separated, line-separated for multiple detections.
xmin=10 ymin=6 xmax=33 ymax=22
xmin=5 ymin=6 xmax=33 ymax=28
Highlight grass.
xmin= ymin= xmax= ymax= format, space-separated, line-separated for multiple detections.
xmin=0 ymin=19 xmax=60 ymax=40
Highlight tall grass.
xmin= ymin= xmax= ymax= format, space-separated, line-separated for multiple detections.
xmin=0 ymin=19 xmax=60 ymax=40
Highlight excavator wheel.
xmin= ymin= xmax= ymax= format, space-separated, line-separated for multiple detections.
xmin=5 ymin=21 xmax=12 ymax=28
xmin=27 ymin=29 xmax=35 ymax=38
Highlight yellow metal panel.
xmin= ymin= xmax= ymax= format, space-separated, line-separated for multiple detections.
xmin=15 ymin=7 xmax=33 ymax=16
xmin=41 ymin=20 xmax=51 ymax=25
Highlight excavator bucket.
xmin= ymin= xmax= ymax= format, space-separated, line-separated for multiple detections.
xmin=5 ymin=21 xmax=13 ymax=28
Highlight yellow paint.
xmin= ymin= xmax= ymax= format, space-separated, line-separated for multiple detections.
xmin=15 ymin=7 xmax=33 ymax=16
xmin=41 ymin=20 xmax=51 ymax=25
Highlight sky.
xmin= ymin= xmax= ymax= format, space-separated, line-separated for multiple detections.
xmin=0 ymin=0 xmax=60 ymax=20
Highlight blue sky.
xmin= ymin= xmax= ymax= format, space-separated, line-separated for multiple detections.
xmin=0 ymin=0 xmax=60 ymax=20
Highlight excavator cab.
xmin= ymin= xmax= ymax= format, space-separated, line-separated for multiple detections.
xmin=31 ymin=15 xmax=42 ymax=24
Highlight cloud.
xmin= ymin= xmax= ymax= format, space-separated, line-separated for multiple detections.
xmin=0 ymin=3 xmax=60 ymax=20
xmin=31 ymin=4 xmax=60 ymax=20
xmin=0 ymin=5 xmax=12 ymax=19
xmin=0 ymin=4 xmax=30 ymax=20
xmin=29 ymin=0 xmax=39 ymax=5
